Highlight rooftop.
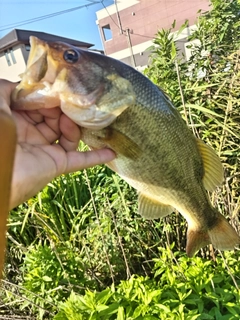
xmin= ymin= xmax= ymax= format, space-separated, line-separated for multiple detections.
xmin=0 ymin=29 xmax=94 ymax=52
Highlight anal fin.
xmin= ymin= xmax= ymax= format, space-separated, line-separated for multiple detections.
xmin=138 ymin=193 xmax=173 ymax=220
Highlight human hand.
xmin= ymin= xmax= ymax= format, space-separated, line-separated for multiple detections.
xmin=0 ymin=79 xmax=115 ymax=209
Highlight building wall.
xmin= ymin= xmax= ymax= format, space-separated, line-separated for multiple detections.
xmin=0 ymin=44 xmax=28 ymax=82
xmin=96 ymin=0 xmax=210 ymax=68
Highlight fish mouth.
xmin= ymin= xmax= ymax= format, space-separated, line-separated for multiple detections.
xmin=11 ymin=36 xmax=136 ymax=130
xmin=11 ymin=36 xmax=60 ymax=109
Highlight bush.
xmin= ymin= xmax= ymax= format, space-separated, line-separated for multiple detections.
xmin=54 ymin=249 xmax=240 ymax=320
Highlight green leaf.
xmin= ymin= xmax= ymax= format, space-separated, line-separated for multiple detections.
xmin=117 ymin=306 xmax=125 ymax=320
xmin=171 ymin=42 xmax=177 ymax=59
xmin=176 ymin=20 xmax=189 ymax=36
xmin=42 ymin=275 xmax=52 ymax=282
xmin=183 ymin=104 xmax=224 ymax=118
xmin=155 ymin=304 xmax=171 ymax=313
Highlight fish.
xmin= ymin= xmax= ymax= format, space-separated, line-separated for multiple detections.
xmin=11 ymin=36 xmax=240 ymax=257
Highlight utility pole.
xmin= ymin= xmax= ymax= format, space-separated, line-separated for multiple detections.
xmin=125 ymin=28 xmax=136 ymax=68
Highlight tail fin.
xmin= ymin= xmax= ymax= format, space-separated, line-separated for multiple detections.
xmin=208 ymin=214 xmax=240 ymax=251
xmin=186 ymin=214 xmax=240 ymax=257
xmin=186 ymin=229 xmax=210 ymax=257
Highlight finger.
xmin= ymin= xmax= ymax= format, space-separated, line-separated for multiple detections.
xmin=16 ymin=110 xmax=43 ymax=125
xmin=0 ymin=79 xmax=17 ymax=101
xmin=26 ymin=107 xmax=61 ymax=124
xmin=34 ymin=108 xmax=62 ymax=143
xmin=0 ymin=80 xmax=17 ymax=115
xmin=36 ymin=122 xmax=60 ymax=144
xmin=38 ymin=107 xmax=62 ymax=119
xmin=58 ymin=114 xmax=81 ymax=151
xmin=64 ymin=148 xmax=116 ymax=174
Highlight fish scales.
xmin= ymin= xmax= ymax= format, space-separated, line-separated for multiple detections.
xmin=84 ymin=101 xmax=206 ymax=215
xmin=11 ymin=36 xmax=240 ymax=256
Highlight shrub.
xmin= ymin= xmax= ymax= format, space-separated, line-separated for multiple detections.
xmin=54 ymin=249 xmax=240 ymax=320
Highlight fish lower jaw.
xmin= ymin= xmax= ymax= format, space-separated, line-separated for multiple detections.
xmin=11 ymin=79 xmax=61 ymax=110
xmin=61 ymin=103 xmax=117 ymax=130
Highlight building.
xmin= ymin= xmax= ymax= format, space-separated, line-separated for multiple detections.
xmin=0 ymin=29 xmax=93 ymax=82
xmin=96 ymin=0 xmax=210 ymax=70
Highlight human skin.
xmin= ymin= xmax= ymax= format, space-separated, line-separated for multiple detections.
xmin=0 ymin=79 xmax=115 ymax=209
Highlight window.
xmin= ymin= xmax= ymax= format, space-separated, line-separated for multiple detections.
xmin=4 ymin=51 xmax=11 ymax=66
xmin=4 ymin=48 xmax=17 ymax=66
xmin=102 ymin=24 xmax=112 ymax=41
xmin=9 ymin=49 xmax=16 ymax=64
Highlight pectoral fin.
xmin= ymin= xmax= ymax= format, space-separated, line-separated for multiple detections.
xmin=138 ymin=193 xmax=173 ymax=219
xmin=196 ymin=139 xmax=224 ymax=192
xmin=94 ymin=127 xmax=142 ymax=160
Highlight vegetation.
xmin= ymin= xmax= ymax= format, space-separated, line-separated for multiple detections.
xmin=1 ymin=0 xmax=240 ymax=319
xmin=54 ymin=250 xmax=240 ymax=320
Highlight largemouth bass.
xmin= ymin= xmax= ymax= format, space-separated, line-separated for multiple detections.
xmin=11 ymin=36 xmax=239 ymax=257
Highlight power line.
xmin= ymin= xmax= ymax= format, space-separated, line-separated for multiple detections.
xmin=0 ymin=1 xmax=102 ymax=32
xmin=131 ymin=32 xmax=153 ymax=39
xmin=100 ymin=1 xmax=153 ymax=40
xmin=100 ymin=1 xmax=120 ymax=29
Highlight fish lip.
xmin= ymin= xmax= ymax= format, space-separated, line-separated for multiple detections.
xmin=27 ymin=36 xmax=44 ymax=68
xmin=11 ymin=36 xmax=60 ymax=108
xmin=26 ymin=37 xmax=49 ymax=82
xmin=11 ymin=36 xmax=133 ymax=128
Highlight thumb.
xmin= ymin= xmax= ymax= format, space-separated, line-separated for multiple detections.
xmin=64 ymin=148 xmax=116 ymax=174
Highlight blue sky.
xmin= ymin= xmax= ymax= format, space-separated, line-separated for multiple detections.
xmin=0 ymin=0 xmax=114 ymax=49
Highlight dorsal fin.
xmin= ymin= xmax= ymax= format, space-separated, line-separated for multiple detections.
xmin=196 ymin=138 xmax=224 ymax=192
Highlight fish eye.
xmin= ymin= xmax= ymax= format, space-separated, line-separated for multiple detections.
xmin=63 ymin=49 xmax=79 ymax=63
